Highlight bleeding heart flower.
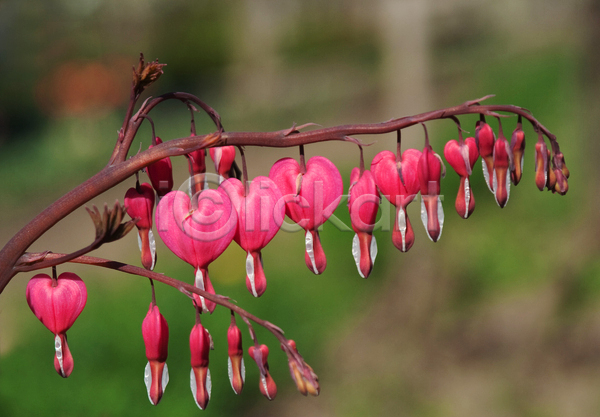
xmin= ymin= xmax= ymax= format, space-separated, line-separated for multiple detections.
xmin=209 ymin=146 xmax=236 ymax=182
xmin=156 ymin=188 xmax=237 ymax=313
xmin=26 ymin=272 xmax=87 ymax=378
xmin=269 ymin=156 xmax=343 ymax=275
xmin=510 ymin=121 xmax=526 ymax=185
xmin=534 ymin=136 xmax=548 ymax=191
xmin=371 ymin=149 xmax=421 ymax=252
xmin=190 ymin=321 xmax=211 ymax=410
xmin=147 ymin=137 xmax=174 ymax=197
xmin=221 ymin=176 xmax=285 ymax=297
xmin=348 ymin=168 xmax=379 ymax=278
xmin=227 ymin=316 xmax=245 ymax=395
xmin=124 ymin=182 xmax=156 ymax=270
xmin=475 ymin=120 xmax=496 ymax=192
xmin=444 ymin=137 xmax=479 ymax=219
xmin=142 ymin=302 xmax=169 ymax=405
xmin=492 ymin=133 xmax=511 ymax=208
xmin=187 ymin=148 xmax=207 ymax=196
xmin=281 ymin=339 xmax=319 ymax=396
xmin=418 ymin=140 xmax=445 ymax=242
xmin=248 ymin=344 xmax=277 ymax=401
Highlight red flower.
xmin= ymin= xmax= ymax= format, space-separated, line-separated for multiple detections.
xmin=141 ymin=302 xmax=169 ymax=405
xmin=124 ymin=182 xmax=156 ymax=270
xmin=147 ymin=137 xmax=174 ymax=197
xmin=190 ymin=322 xmax=212 ymax=410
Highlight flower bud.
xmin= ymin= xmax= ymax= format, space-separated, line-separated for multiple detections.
xmin=124 ymin=183 xmax=156 ymax=270
xmin=418 ymin=145 xmax=444 ymax=242
xmin=248 ymin=344 xmax=277 ymax=401
xmin=209 ymin=146 xmax=236 ymax=182
xmin=510 ymin=123 xmax=526 ymax=185
xmin=141 ymin=303 xmax=169 ymax=405
xmin=147 ymin=137 xmax=174 ymax=197
xmin=227 ymin=320 xmax=245 ymax=395
xmin=534 ymin=139 xmax=548 ymax=191
xmin=475 ymin=120 xmax=496 ymax=192
xmin=492 ymin=135 xmax=511 ymax=208
xmin=26 ymin=272 xmax=87 ymax=378
xmin=443 ymin=137 xmax=479 ymax=219
xmin=281 ymin=340 xmax=320 ymax=396
xmin=190 ymin=322 xmax=211 ymax=410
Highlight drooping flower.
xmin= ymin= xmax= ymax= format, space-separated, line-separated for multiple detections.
xmin=348 ymin=168 xmax=379 ymax=278
xmin=248 ymin=344 xmax=277 ymax=401
xmin=475 ymin=119 xmax=496 ymax=192
xmin=417 ymin=134 xmax=445 ymax=242
xmin=209 ymin=146 xmax=236 ymax=182
xmin=147 ymin=137 xmax=174 ymax=197
xmin=444 ymin=137 xmax=479 ymax=219
xmin=227 ymin=315 xmax=245 ymax=395
xmin=142 ymin=302 xmax=169 ymax=405
xmin=371 ymin=149 xmax=422 ymax=252
xmin=281 ymin=339 xmax=319 ymax=396
xmin=534 ymin=136 xmax=549 ymax=191
xmin=124 ymin=182 xmax=156 ymax=270
xmin=190 ymin=321 xmax=211 ymax=410
xmin=269 ymin=156 xmax=343 ymax=275
xmin=221 ymin=176 xmax=285 ymax=297
xmin=155 ymin=188 xmax=237 ymax=313
xmin=187 ymin=148 xmax=207 ymax=196
xmin=26 ymin=272 xmax=87 ymax=378
xmin=510 ymin=119 xmax=526 ymax=185
xmin=492 ymin=130 xmax=511 ymax=208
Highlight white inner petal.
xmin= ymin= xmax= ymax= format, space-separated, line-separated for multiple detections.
xmin=505 ymin=170 xmax=511 ymax=204
xmin=144 ymin=362 xmax=153 ymax=404
xmin=137 ymin=233 xmax=143 ymax=252
xmin=195 ymin=268 xmax=209 ymax=313
xmin=149 ymin=229 xmax=156 ymax=271
xmin=162 ymin=363 xmax=169 ymax=393
xmin=397 ymin=208 xmax=407 ymax=252
xmin=351 ymin=234 xmax=364 ymax=278
xmin=420 ymin=198 xmax=433 ymax=242
xmin=190 ymin=368 xmax=200 ymax=409
xmin=437 ymin=196 xmax=444 ymax=240
xmin=483 ymin=159 xmax=493 ymax=192
xmin=260 ymin=374 xmax=272 ymax=400
xmin=370 ymin=234 xmax=378 ymax=265
xmin=227 ymin=357 xmax=234 ymax=391
xmin=493 ymin=169 xmax=498 ymax=205
xmin=305 ymin=231 xmax=319 ymax=274
xmin=246 ymin=252 xmax=258 ymax=297
xmin=206 ymin=369 xmax=212 ymax=401
xmin=54 ymin=334 xmax=64 ymax=376
xmin=463 ymin=177 xmax=471 ymax=219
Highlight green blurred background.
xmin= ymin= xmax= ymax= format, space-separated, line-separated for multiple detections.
xmin=1 ymin=0 xmax=599 ymax=416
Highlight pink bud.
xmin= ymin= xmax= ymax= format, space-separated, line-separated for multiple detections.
xmin=371 ymin=149 xmax=421 ymax=252
xmin=190 ymin=322 xmax=211 ymax=410
xmin=444 ymin=137 xmax=479 ymax=219
xmin=510 ymin=124 xmax=526 ymax=185
xmin=492 ymin=135 xmax=511 ymax=208
xmin=348 ymin=168 xmax=379 ymax=278
xmin=475 ymin=121 xmax=496 ymax=192
xmin=227 ymin=321 xmax=245 ymax=394
xmin=222 ymin=176 xmax=284 ymax=297
xmin=248 ymin=344 xmax=277 ymax=401
xmin=156 ymin=188 xmax=237 ymax=313
xmin=187 ymin=148 xmax=207 ymax=196
xmin=147 ymin=137 xmax=174 ymax=197
xmin=269 ymin=156 xmax=343 ymax=275
xmin=141 ymin=303 xmax=169 ymax=405
xmin=124 ymin=183 xmax=156 ymax=270
xmin=26 ymin=272 xmax=87 ymax=378
xmin=209 ymin=146 xmax=236 ymax=181
xmin=534 ymin=138 xmax=548 ymax=191
xmin=417 ymin=145 xmax=444 ymax=242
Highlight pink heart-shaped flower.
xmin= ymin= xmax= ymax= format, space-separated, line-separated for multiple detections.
xmin=371 ymin=149 xmax=421 ymax=252
xmin=348 ymin=168 xmax=379 ymax=278
xmin=125 ymin=182 xmax=156 ymax=270
xmin=221 ymin=176 xmax=285 ymax=297
xmin=444 ymin=137 xmax=479 ymax=219
xmin=269 ymin=156 xmax=343 ymax=274
xmin=156 ymin=188 xmax=237 ymax=312
xmin=26 ymin=272 xmax=87 ymax=378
